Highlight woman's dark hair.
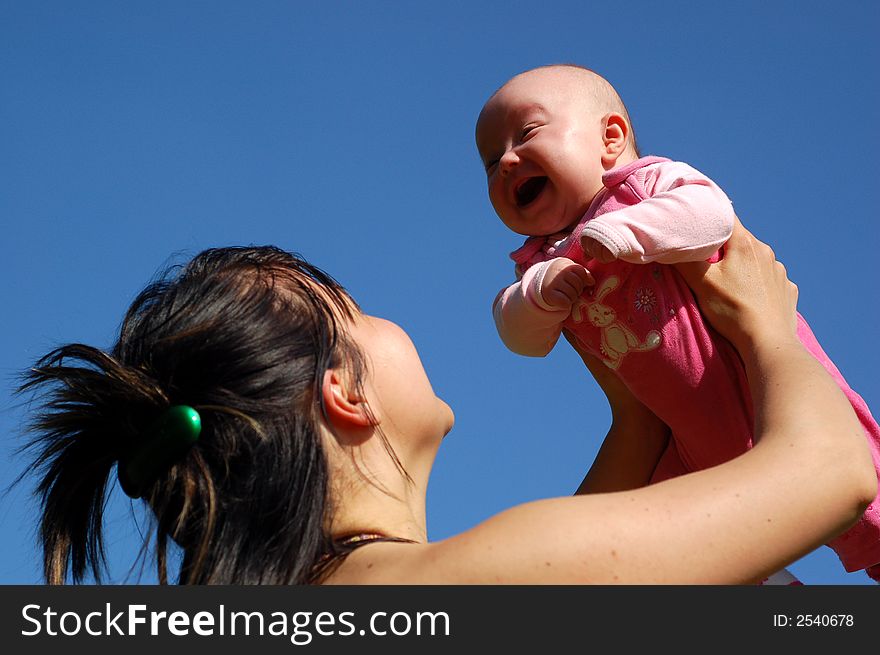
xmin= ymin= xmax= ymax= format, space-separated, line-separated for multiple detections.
xmin=19 ymin=246 xmax=368 ymax=584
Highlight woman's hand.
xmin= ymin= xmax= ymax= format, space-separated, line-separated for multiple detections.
xmin=674 ymin=217 xmax=799 ymax=354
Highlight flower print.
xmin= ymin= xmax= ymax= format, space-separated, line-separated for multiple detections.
xmin=634 ymin=287 xmax=657 ymax=313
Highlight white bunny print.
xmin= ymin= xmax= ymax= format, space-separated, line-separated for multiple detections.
xmin=571 ymin=275 xmax=661 ymax=369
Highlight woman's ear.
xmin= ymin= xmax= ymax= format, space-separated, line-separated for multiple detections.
xmin=601 ymin=112 xmax=630 ymax=167
xmin=322 ymin=369 xmax=374 ymax=429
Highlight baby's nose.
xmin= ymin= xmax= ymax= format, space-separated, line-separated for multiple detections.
xmin=499 ymin=149 xmax=519 ymax=176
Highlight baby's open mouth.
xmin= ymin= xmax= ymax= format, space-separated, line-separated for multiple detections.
xmin=515 ymin=176 xmax=548 ymax=207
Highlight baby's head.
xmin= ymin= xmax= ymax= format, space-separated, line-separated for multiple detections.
xmin=476 ymin=65 xmax=639 ymax=237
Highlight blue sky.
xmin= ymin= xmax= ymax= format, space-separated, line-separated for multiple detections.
xmin=1 ymin=1 xmax=878 ymax=585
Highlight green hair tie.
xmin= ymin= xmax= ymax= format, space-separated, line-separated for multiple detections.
xmin=119 ymin=405 xmax=201 ymax=499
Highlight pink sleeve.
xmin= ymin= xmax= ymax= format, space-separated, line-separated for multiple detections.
xmin=493 ymin=261 xmax=569 ymax=357
xmin=581 ymin=161 xmax=735 ymax=264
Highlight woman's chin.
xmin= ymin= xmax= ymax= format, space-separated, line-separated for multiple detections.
xmin=437 ymin=399 xmax=455 ymax=438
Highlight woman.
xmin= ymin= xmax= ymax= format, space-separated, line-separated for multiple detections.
xmin=21 ymin=220 xmax=876 ymax=584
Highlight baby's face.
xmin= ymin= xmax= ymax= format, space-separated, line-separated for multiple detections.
xmin=476 ymin=70 xmax=608 ymax=237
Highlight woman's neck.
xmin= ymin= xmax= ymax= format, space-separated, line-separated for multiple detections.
xmin=323 ymin=421 xmax=441 ymax=545
xmin=330 ymin=475 xmax=429 ymax=543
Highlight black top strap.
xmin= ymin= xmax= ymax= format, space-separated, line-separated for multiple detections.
xmin=336 ymin=532 xmax=418 ymax=548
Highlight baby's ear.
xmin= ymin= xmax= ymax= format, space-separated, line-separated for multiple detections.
xmin=601 ymin=113 xmax=630 ymax=167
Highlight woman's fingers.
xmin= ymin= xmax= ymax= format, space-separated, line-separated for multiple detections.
xmin=674 ymin=217 xmax=799 ymax=349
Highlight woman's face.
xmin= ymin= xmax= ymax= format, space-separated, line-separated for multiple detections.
xmin=346 ymin=313 xmax=454 ymax=445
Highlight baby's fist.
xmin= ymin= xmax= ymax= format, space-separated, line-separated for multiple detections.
xmin=539 ymin=258 xmax=594 ymax=310
xmin=581 ymin=236 xmax=617 ymax=264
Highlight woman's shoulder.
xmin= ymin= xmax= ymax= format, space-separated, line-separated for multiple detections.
xmin=320 ymin=495 xmax=638 ymax=584
xmin=321 ymin=540 xmax=435 ymax=584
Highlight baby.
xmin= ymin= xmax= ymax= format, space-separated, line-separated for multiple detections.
xmin=475 ymin=64 xmax=880 ymax=581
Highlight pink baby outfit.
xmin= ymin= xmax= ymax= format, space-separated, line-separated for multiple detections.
xmin=494 ymin=156 xmax=880 ymax=578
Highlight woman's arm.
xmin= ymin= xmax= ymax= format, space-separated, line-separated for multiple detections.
xmin=566 ymin=337 xmax=670 ymax=494
xmin=355 ymin=220 xmax=876 ymax=584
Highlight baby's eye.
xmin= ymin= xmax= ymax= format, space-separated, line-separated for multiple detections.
xmin=521 ymin=124 xmax=539 ymax=140
xmin=484 ymin=159 xmax=499 ymax=173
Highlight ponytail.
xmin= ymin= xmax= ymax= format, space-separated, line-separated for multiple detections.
xmin=21 ymin=344 xmax=167 ymax=583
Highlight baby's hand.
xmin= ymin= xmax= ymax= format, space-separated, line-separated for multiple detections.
xmin=539 ymin=258 xmax=594 ymax=310
xmin=581 ymin=236 xmax=616 ymax=264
